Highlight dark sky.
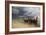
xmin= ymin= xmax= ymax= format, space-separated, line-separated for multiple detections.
xmin=12 ymin=6 xmax=40 ymax=18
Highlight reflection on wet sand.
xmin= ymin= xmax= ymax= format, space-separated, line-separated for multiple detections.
xmin=12 ymin=19 xmax=38 ymax=28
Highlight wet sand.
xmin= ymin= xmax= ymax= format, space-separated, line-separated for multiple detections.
xmin=12 ymin=19 xmax=37 ymax=28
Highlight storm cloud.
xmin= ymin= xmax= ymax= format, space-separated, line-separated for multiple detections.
xmin=12 ymin=6 xmax=40 ymax=18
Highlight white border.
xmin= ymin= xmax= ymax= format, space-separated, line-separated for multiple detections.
xmin=9 ymin=4 xmax=43 ymax=32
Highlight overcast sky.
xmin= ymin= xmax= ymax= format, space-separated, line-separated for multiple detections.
xmin=12 ymin=6 xmax=40 ymax=18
